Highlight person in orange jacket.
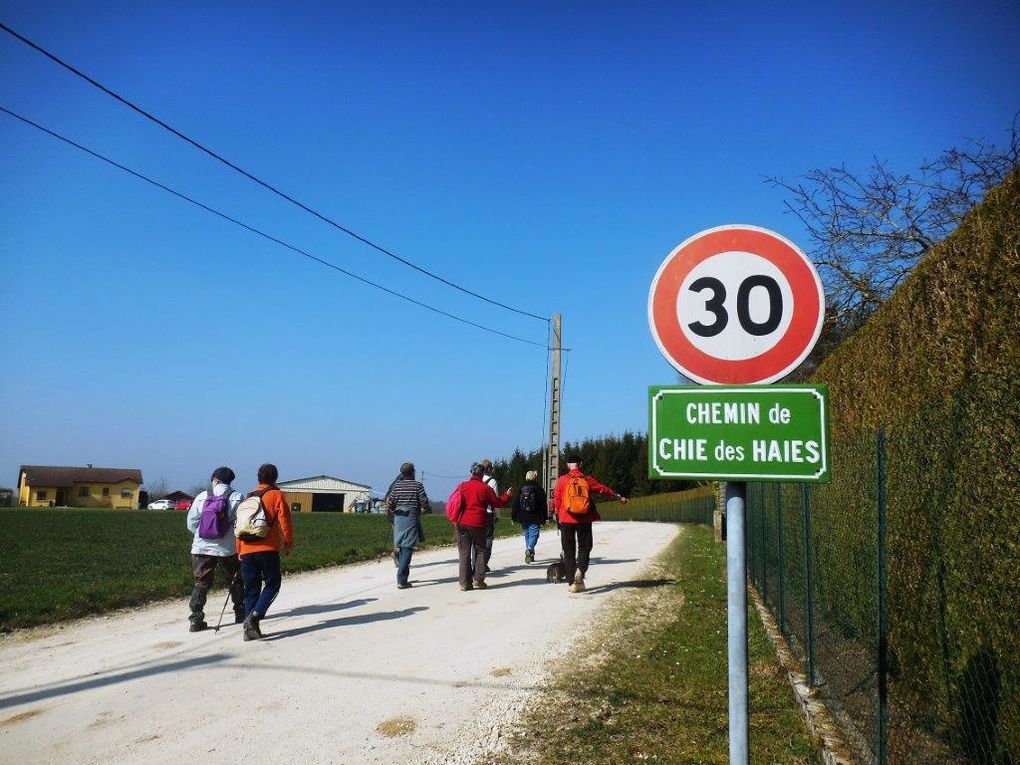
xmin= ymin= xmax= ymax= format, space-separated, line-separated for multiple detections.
xmin=238 ymin=463 xmax=293 ymax=640
xmin=552 ymin=455 xmax=628 ymax=593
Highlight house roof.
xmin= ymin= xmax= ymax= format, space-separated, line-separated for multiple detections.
xmin=276 ymin=475 xmax=372 ymax=493
xmin=19 ymin=465 xmax=144 ymax=488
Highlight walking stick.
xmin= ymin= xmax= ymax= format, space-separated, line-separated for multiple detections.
xmin=213 ymin=571 xmax=241 ymax=633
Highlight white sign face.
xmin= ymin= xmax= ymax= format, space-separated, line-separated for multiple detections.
xmin=676 ymin=250 xmax=795 ymax=361
xmin=648 ymin=225 xmax=825 ymax=385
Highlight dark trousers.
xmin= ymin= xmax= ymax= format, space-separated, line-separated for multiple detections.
xmin=483 ymin=513 xmax=496 ymax=565
xmin=457 ymin=525 xmax=488 ymax=586
xmin=561 ymin=522 xmax=594 ymax=583
xmin=240 ymin=551 xmax=282 ymax=618
xmin=190 ymin=554 xmax=243 ymax=624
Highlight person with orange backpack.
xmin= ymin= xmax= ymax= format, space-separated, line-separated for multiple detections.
xmin=552 ymin=455 xmax=628 ymax=593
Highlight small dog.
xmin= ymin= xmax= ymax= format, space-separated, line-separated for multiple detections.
xmin=546 ymin=555 xmax=566 ymax=583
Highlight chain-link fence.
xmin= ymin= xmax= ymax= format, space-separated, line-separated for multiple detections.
xmin=747 ymin=423 xmax=1019 ymax=765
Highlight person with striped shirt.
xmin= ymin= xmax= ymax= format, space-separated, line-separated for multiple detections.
xmin=385 ymin=462 xmax=429 ymax=589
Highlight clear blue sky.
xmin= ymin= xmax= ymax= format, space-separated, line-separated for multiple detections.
xmin=2 ymin=1 xmax=1017 ymax=497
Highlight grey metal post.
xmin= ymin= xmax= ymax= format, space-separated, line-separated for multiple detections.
xmin=726 ymin=481 xmax=749 ymax=765
xmin=546 ymin=314 xmax=562 ymax=493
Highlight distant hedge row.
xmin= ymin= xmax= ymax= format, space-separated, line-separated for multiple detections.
xmin=812 ymin=172 xmax=1019 ymax=763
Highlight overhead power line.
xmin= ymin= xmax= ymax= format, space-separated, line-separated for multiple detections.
xmin=0 ymin=21 xmax=549 ymax=324
xmin=0 ymin=105 xmax=547 ymax=348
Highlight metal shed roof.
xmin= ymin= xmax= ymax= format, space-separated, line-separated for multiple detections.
xmin=276 ymin=475 xmax=371 ymax=493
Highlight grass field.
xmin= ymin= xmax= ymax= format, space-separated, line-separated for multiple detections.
xmin=0 ymin=509 xmax=521 ymax=631
xmin=500 ymin=524 xmax=819 ymax=764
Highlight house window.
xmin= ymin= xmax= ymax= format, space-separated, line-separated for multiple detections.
xmin=102 ymin=487 xmax=110 ymax=497
xmin=79 ymin=487 xmax=90 ymax=497
xmin=37 ymin=491 xmax=48 ymax=500
xmin=121 ymin=489 xmax=133 ymax=499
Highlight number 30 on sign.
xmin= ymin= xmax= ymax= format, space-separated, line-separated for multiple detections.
xmin=648 ymin=225 xmax=825 ymax=385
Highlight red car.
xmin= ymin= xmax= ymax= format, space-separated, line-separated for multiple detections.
xmin=175 ymin=499 xmax=192 ymax=511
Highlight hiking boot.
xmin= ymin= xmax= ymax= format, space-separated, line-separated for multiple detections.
xmin=472 ymin=580 xmax=487 ymax=590
xmin=569 ymin=571 xmax=586 ymax=593
xmin=189 ymin=620 xmax=208 ymax=632
xmin=460 ymin=583 xmax=473 ymax=591
xmin=397 ymin=582 xmax=412 ymax=590
xmin=525 ymin=549 xmax=534 ymax=564
xmin=242 ymin=614 xmax=262 ymax=641
xmin=234 ymin=609 xmax=246 ymax=625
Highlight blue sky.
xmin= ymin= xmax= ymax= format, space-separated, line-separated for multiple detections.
xmin=2 ymin=1 xmax=1018 ymax=497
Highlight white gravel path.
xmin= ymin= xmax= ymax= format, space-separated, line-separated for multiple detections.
xmin=0 ymin=521 xmax=677 ymax=765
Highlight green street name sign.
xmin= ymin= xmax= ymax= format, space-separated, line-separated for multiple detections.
xmin=649 ymin=385 xmax=831 ymax=483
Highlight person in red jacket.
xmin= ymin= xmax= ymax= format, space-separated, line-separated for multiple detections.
xmin=552 ymin=455 xmax=628 ymax=593
xmin=455 ymin=463 xmax=512 ymax=591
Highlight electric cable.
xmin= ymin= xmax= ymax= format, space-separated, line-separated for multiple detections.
xmin=0 ymin=21 xmax=549 ymax=323
xmin=0 ymin=105 xmax=547 ymax=348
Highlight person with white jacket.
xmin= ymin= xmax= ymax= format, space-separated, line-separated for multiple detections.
xmin=185 ymin=467 xmax=243 ymax=632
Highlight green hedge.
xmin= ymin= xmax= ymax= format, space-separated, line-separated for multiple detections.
xmin=812 ymin=171 xmax=1020 ymax=763
xmin=598 ymin=485 xmax=715 ymax=524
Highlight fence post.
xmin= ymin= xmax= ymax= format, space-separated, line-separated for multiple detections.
xmin=876 ymin=428 xmax=888 ymax=765
xmin=801 ymin=483 xmax=816 ymax=686
xmin=759 ymin=484 xmax=768 ymax=597
xmin=775 ymin=483 xmax=786 ymax=636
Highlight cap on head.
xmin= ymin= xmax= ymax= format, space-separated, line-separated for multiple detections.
xmin=525 ymin=469 xmax=539 ymax=482
xmin=400 ymin=462 xmax=415 ymax=478
xmin=211 ymin=466 xmax=235 ymax=485
xmin=257 ymin=463 xmax=279 ymax=485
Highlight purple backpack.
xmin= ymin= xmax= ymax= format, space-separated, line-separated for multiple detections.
xmin=198 ymin=488 xmax=233 ymax=540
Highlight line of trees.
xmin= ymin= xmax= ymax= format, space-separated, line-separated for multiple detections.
xmin=490 ymin=432 xmax=697 ymax=500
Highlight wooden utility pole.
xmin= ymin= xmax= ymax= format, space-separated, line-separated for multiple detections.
xmin=546 ymin=314 xmax=562 ymax=494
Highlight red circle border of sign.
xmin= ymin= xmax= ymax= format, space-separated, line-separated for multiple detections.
xmin=647 ymin=225 xmax=824 ymax=384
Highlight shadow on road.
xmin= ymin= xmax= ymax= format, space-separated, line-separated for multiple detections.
xmin=264 ymin=606 xmax=429 ymax=641
xmin=583 ymin=578 xmax=675 ymax=595
xmin=0 ymin=653 xmax=232 ymax=709
xmin=269 ymin=597 xmax=377 ymax=620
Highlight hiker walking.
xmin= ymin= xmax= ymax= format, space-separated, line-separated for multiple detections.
xmin=236 ymin=463 xmax=293 ymax=640
xmin=480 ymin=458 xmax=499 ymax=572
xmin=552 ymin=455 xmax=628 ymax=593
xmin=510 ymin=469 xmax=548 ymax=564
xmin=185 ymin=467 xmax=244 ymax=632
xmin=385 ymin=462 xmax=429 ymax=589
xmin=454 ymin=463 xmax=512 ymax=591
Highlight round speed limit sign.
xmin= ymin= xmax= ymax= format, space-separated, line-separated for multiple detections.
xmin=648 ymin=225 xmax=824 ymax=385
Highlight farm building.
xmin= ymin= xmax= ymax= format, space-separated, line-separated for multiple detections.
xmin=276 ymin=475 xmax=372 ymax=513
xmin=18 ymin=465 xmax=143 ymax=508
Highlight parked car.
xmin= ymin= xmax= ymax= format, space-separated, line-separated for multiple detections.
xmin=175 ymin=499 xmax=192 ymax=511
xmin=147 ymin=498 xmax=173 ymax=510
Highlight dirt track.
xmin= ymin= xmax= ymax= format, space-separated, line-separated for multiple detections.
xmin=0 ymin=521 xmax=677 ymax=765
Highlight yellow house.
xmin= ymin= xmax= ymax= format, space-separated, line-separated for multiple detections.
xmin=17 ymin=465 xmax=144 ymax=509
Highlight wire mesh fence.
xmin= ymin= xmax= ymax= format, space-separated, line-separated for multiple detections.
xmin=748 ymin=423 xmax=1019 ymax=765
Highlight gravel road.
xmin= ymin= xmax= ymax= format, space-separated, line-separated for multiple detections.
xmin=0 ymin=521 xmax=678 ymax=765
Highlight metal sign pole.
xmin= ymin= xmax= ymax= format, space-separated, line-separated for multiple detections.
xmin=726 ymin=480 xmax=749 ymax=765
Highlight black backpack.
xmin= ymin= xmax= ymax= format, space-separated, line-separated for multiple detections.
xmin=519 ymin=484 xmax=538 ymax=515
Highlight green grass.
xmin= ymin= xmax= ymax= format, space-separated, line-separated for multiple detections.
xmin=502 ymin=524 xmax=819 ymax=765
xmin=0 ymin=509 xmax=520 ymax=631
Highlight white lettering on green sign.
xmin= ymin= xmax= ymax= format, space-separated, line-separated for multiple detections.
xmin=649 ymin=385 xmax=831 ymax=483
